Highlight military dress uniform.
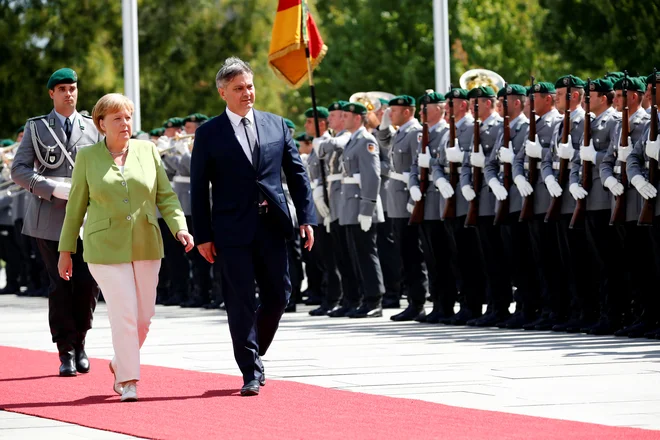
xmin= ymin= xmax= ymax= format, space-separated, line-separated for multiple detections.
xmin=338 ymin=102 xmax=385 ymax=318
xmin=11 ymin=68 xmax=101 ymax=375
xmin=409 ymin=92 xmax=458 ymax=323
xmin=376 ymin=95 xmax=428 ymax=321
xmin=0 ymin=173 xmax=21 ymax=295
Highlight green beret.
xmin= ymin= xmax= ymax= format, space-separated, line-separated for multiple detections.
xmin=555 ymin=75 xmax=586 ymax=89
xmin=588 ymin=78 xmax=613 ymax=93
xmin=445 ymin=88 xmax=469 ymax=100
xmin=605 ymin=71 xmax=625 ymax=81
xmin=468 ymin=86 xmax=496 ymax=99
xmin=47 ymin=68 xmax=78 ymax=90
xmin=531 ymin=82 xmax=556 ymax=94
xmin=150 ymin=127 xmax=165 ymax=137
xmin=497 ymin=84 xmax=527 ymax=98
xmin=328 ymin=100 xmax=349 ymax=111
xmin=15 ymin=125 xmax=25 ymax=135
xmin=388 ymin=95 xmax=416 ymax=107
xmin=613 ymin=76 xmax=646 ymax=92
xmin=295 ymin=133 xmax=313 ymax=142
xmin=418 ymin=92 xmax=445 ymax=105
xmin=638 ymin=76 xmax=648 ymax=89
xmin=1 ymin=139 xmax=14 ymax=147
xmin=163 ymin=117 xmax=184 ymax=128
xmin=647 ymin=71 xmax=660 ymax=86
xmin=284 ymin=118 xmax=296 ymax=130
xmin=184 ymin=113 xmax=209 ymax=124
xmin=378 ymin=98 xmax=390 ymax=106
xmin=341 ymin=102 xmax=367 ymax=115
xmin=304 ymin=106 xmax=329 ymax=119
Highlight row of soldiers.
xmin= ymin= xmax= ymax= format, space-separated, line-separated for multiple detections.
xmin=295 ymin=70 xmax=660 ymax=339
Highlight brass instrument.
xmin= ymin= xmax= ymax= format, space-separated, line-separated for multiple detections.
xmin=350 ymin=91 xmax=397 ymax=129
xmin=459 ymin=69 xmax=506 ymax=93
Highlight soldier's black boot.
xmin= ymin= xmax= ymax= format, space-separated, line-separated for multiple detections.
xmin=74 ymin=333 xmax=90 ymax=373
xmin=390 ymin=305 xmax=425 ymax=322
xmin=57 ymin=342 xmax=77 ymax=377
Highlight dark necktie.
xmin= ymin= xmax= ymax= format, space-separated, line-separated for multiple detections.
xmin=241 ymin=117 xmax=259 ymax=169
xmin=64 ymin=118 xmax=72 ymax=141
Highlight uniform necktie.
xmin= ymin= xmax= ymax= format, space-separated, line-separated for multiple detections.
xmin=241 ymin=117 xmax=259 ymax=168
xmin=64 ymin=118 xmax=72 ymax=141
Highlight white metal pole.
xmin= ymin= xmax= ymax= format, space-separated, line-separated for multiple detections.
xmin=433 ymin=0 xmax=451 ymax=93
xmin=122 ymin=0 xmax=141 ymax=131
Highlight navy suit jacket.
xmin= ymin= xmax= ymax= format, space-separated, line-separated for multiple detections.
xmin=190 ymin=109 xmax=316 ymax=248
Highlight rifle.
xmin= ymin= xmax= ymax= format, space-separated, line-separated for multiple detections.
xmin=610 ymin=72 xmax=630 ymax=225
xmin=519 ymin=76 xmax=537 ymax=222
xmin=569 ymin=77 xmax=592 ymax=229
xmin=494 ymin=84 xmax=511 ymax=225
xmin=464 ymin=92 xmax=481 ymax=227
xmin=442 ymin=85 xmax=458 ymax=219
xmin=638 ymin=67 xmax=658 ymax=225
xmin=410 ymin=93 xmax=430 ymax=225
xmin=545 ymin=79 xmax=572 ymax=222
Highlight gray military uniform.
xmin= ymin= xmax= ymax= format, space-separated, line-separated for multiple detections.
xmin=485 ymin=114 xmax=529 ymax=213
xmin=319 ymin=130 xmax=351 ymax=223
xmin=339 ymin=128 xmax=384 ymax=226
xmin=461 ymin=113 xmax=503 ymax=216
xmin=571 ymin=107 xmax=620 ymax=212
xmin=11 ymin=109 xmax=102 ymax=241
xmin=600 ymin=107 xmax=650 ymax=222
xmin=431 ymin=114 xmax=475 ymax=218
xmin=513 ymin=109 xmax=563 ymax=215
xmin=628 ymin=112 xmax=660 ymax=217
xmin=410 ymin=120 xmax=448 ymax=220
xmin=307 ymin=131 xmax=332 ymax=224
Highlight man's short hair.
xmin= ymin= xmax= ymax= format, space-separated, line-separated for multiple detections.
xmin=215 ymin=57 xmax=254 ymax=89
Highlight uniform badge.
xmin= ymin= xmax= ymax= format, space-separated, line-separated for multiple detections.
xmin=167 ymin=122 xmax=173 ymax=128
xmin=48 ymin=153 xmax=56 ymax=163
xmin=477 ymin=89 xmax=483 ymax=97
xmin=589 ymin=83 xmax=595 ymax=91
xmin=563 ymin=77 xmax=570 ymax=86
xmin=506 ymin=86 xmax=512 ymax=94
xmin=367 ymin=143 xmax=377 ymax=153
xmin=453 ymin=90 xmax=460 ymax=97
xmin=398 ymin=98 xmax=404 ymax=104
xmin=349 ymin=104 xmax=355 ymax=112
xmin=534 ymin=84 xmax=541 ymax=92
xmin=417 ymin=133 xmax=423 ymax=143
xmin=49 ymin=118 xmax=55 ymax=128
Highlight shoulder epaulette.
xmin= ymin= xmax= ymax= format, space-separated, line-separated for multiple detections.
xmin=81 ymin=114 xmax=93 ymax=119
xmin=26 ymin=115 xmax=47 ymax=122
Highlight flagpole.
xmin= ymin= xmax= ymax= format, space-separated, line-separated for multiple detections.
xmin=302 ymin=0 xmax=329 ymax=206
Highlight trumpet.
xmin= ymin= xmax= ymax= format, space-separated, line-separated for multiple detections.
xmin=174 ymin=132 xmax=195 ymax=141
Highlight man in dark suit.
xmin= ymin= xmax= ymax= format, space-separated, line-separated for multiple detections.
xmin=190 ymin=57 xmax=316 ymax=396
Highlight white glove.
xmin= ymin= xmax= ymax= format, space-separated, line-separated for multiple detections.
xmin=498 ymin=142 xmax=515 ymax=164
xmin=435 ymin=177 xmax=454 ymax=199
xmin=379 ymin=108 xmax=392 ymax=130
xmin=312 ymin=138 xmax=323 ymax=156
xmin=461 ymin=185 xmax=476 ymax=202
xmin=545 ymin=175 xmax=563 ymax=197
xmin=312 ymin=186 xmax=330 ymax=218
xmin=631 ymin=174 xmax=658 ymax=200
xmin=514 ymin=175 xmax=534 ymax=197
xmin=52 ymin=181 xmax=71 ymax=200
xmin=470 ymin=148 xmax=486 ymax=168
xmin=604 ymin=176 xmax=624 ymax=196
xmin=156 ymin=135 xmax=170 ymax=151
xmin=418 ymin=151 xmax=431 ymax=168
xmin=617 ymin=141 xmax=632 ymax=162
xmin=579 ymin=139 xmax=597 ymax=163
xmin=410 ymin=185 xmax=422 ymax=202
xmin=557 ymin=135 xmax=574 ymax=160
xmin=358 ymin=214 xmax=373 ymax=232
xmin=406 ymin=203 xmax=414 ymax=214
xmin=323 ymin=215 xmax=331 ymax=234
xmin=645 ymin=139 xmax=660 ymax=161
xmin=445 ymin=138 xmax=464 ymax=163
xmin=525 ymin=135 xmax=543 ymax=159
xmin=569 ymin=183 xmax=588 ymax=200
xmin=488 ymin=178 xmax=508 ymax=201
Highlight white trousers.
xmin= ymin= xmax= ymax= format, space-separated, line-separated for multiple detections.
xmin=88 ymin=260 xmax=161 ymax=385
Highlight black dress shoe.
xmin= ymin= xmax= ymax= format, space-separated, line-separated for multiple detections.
xmin=627 ymin=322 xmax=659 ymax=338
xmin=309 ymin=306 xmax=330 ymax=316
xmin=75 ymin=348 xmax=90 ymax=373
xmin=448 ymin=309 xmax=478 ymax=325
xmin=474 ymin=311 xmax=510 ymax=327
xmin=350 ymin=305 xmax=383 ymax=318
xmin=58 ymin=347 xmax=77 ymax=377
xmin=504 ymin=313 xmax=536 ymax=329
xmin=390 ymin=306 xmax=425 ymax=322
xmin=328 ymin=305 xmax=356 ymax=318
xmin=422 ymin=309 xmax=447 ymax=324
xmin=241 ymin=380 xmax=260 ymax=396
xmin=303 ymin=296 xmax=323 ymax=306
xmin=284 ymin=302 xmax=296 ymax=313
xmin=588 ymin=320 xmax=615 ymax=335
xmin=552 ymin=318 xmax=591 ymax=333
xmin=533 ymin=317 xmax=562 ymax=331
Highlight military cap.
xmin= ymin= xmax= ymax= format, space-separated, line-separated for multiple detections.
xmin=613 ymin=76 xmax=646 ymax=92
xmin=304 ymin=106 xmax=330 ymax=119
xmin=341 ymin=102 xmax=368 ymax=115
xmin=646 ymin=71 xmax=660 ymax=86
xmin=47 ymin=68 xmax=78 ymax=90
xmin=184 ymin=113 xmax=209 ymax=124
xmin=15 ymin=125 xmax=25 ymax=135
xmin=555 ymin=75 xmax=586 ymax=89
xmin=388 ymin=95 xmax=416 ymax=107
xmin=295 ymin=133 xmax=313 ymax=142
xmin=150 ymin=127 xmax=165 ymax=137
xmin=468 ymin=86 xmax=496 ymax=99
xmin=445 ymin=88 xmax=469 ymax=100
xmin=638 ymin=76 xmax=648 ymax=89
xmin=588 ymin=78 xmax=613 ymax=93
xmin=530 ymin=82 xmax=556 ymax=94
xmin=497 ymin=84 xmax=527 ymax=98
xmin=163 ymin=117 xmax=184 ymax=128
xmin=605 ymin=71 xmax=625 ymax=81
xmin=378 ymin=98 xmax=390 ymax=106
xmin=1 ymin=139 xmax=13 ymax=147
xmin=418 ymin=92 xmax=445 ymax=105
xmin=284 ymin=118 xmax=296 ymax=130
xmin=328 ymin=100 xmax=349 ymax=111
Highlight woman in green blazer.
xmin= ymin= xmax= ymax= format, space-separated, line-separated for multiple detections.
xmin=57 ymin=93 xmax=194 ymax=402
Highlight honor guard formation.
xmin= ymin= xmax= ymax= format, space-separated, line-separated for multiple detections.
xmin=4 ymin=67 xmax=660 ymax=342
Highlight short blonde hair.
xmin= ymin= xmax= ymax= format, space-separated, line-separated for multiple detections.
xmin=92 ymin=93 xmax=134 ymax=134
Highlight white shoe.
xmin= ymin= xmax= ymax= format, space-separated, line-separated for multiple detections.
xmin=108 ymin=362 xmax=123 ymax=395
xmin=121 ymin=383 xmax=137 ymax=402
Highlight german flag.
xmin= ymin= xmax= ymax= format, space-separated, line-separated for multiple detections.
xmin=268 ymin=0 xmax=327 ymax=88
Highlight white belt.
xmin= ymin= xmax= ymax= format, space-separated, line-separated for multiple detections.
xmin=343 ymin=177 xmax=360 ymax=185
xmin=443 ymin=166 xmax=464 ymax=173
xmin=523 ymin=162 xmax=542 ymax=171
xmin=282 ymin=183 xmax=289 ymax=191
xmin=551 ymin=162 xmax=561 ymax=170
xmin=310 ymin=178 xmax=319 ymax=189
xmin=614 ymin=165 xmax=622 ymax=174
xmin=173 ymin=175 xmax=190 ymax=183
xmin=49 ymin=177 xmax=72 ymax=183
xmin=326 ymin=174 xmax=342 ymax=183
xmin=389 ymin=171 xmax=410 ymax=183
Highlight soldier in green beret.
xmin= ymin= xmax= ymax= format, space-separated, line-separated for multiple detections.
xmin=284 ymin=118 xmax=296 ymax=137
xmin=183 ymin=113 xmax=209 ymax=135
xmin=15 ymin=125 xmax=25 ymax=143
xmin=149 ymin=127 xmax=165 ymax=142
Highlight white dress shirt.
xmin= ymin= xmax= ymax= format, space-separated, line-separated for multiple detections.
xmin=54 ymin=110 xmax=78 ymax=132
xmin=226 ymin=107 xmax=259 ymax=165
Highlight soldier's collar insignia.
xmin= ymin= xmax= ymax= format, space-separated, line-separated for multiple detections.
xmin=49 ymin=118 xmax=55 ymax=127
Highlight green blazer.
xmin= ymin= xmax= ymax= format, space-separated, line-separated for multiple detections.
xmin=59 ymin=139 xmax=188 ymax=264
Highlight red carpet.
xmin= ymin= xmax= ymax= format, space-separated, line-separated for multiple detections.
xmin=0 ymin=346 xmax=657 ymax=440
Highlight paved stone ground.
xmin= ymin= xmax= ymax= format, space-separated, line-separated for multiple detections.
xmin=1 ymin=294 xmax=659 ymax=439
